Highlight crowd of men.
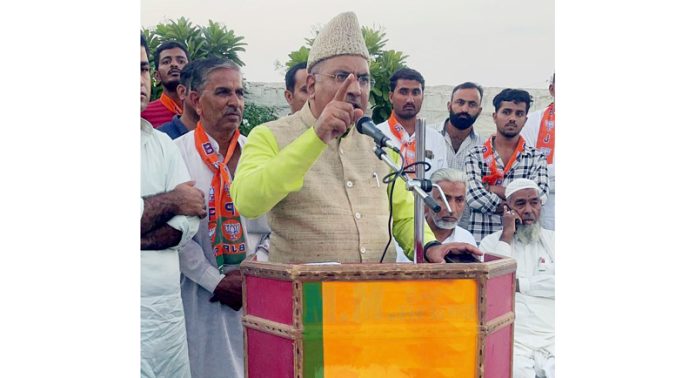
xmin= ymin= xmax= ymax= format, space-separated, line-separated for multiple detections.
xmin=140 ymin=11 xmax=555 ymax=378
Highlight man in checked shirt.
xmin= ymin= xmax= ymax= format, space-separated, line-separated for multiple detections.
xmin=464 ymin=89 xmax=549 ymax=243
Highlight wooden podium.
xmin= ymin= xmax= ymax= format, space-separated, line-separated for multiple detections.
xmin=241 ymin=254 xmax=516 ymax=378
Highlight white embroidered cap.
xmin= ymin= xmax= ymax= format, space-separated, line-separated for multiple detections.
xmin=505 ymin=178 xmax=541 ymax=199
xmin=307 ymin=11 xmax=370 ymax=72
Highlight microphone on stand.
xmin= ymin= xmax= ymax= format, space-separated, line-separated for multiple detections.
xmin=356 ymin=116 xmax=400 ymax=153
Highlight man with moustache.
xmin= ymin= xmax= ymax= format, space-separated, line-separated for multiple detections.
xmin=142 ymin=41 xmax=190 ymax=127
xmin=425 ymin=168 xmax=476 ymax=245
xmin=232 ymin=11 xmax=481 ymax=264
xmin=479 ymin=179 xmax=555 ymax=378
xmin=464 ymin=89 xmax=549 ymax=243
xmin=174 ymin=57 xmax=271 ymax=378
xmin=140 ymin=33 xmax=204 ymax=378
xmin=284 ymin=62 xmax=309 ymax=114
xmin=439 ymin=82 xmax=486 ymax=169
xmin=392 ymin=167 xmax=477 ymax=263
xmin=438 ymin=82 xmax=486 ymax=230
xmin=376 ymin=67 xmax=448 ymax=179
xmin=159 ymin=60 xmax=201 ymax=139
xmin=521 ymin=73 xmax=555 ymax=230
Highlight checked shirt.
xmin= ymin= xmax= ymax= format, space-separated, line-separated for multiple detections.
xmin=464 ymin=139 xmax=549 ymax=242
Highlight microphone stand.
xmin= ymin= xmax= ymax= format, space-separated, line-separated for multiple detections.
xmin=414 ymin=119 xmax=426 ymax=264
xmin=372 ymin=119 xmax=451 ymax=264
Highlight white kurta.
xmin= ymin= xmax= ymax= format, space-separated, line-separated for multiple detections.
xmin=479 ymin=228 xmax=555 ymax=378
xmin=442 ymin=225 xmax=477 ymax=245
xmin=376 ymin=120 xmax=448 ymax=179
xmin=175 ymin=130 xmax=271 ymax=378
xmin=141 ymin=119 xmax=199 ymax=378
xmin=521 ymin=110 xmax=555 ymax=230
xmin=394 ymin=225 xmax=477 ymax=263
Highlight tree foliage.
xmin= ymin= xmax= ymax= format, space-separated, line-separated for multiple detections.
xmin=144 ymin=17 xmax=246 ymax=64
xmin=283 ymin=26 xmax=408 ymax=124
xmin=142 ymin=17 xmax=247 ymax=98
xmin=241 ymin=103 xmax=278 ymax=136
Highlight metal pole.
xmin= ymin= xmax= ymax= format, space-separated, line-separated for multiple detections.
xmin=414 ymin=118 xmax=426 ymax=263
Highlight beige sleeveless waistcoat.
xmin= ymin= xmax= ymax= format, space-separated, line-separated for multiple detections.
xmin=265 ymin=105 xmax=397 ymax=263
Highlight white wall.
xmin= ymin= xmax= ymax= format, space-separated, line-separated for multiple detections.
xmin=246 ymin=82 xmax=552 ymax=138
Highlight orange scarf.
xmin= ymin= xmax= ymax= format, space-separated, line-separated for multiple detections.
xmin=388 ymin=112 xmax=416 ymax=171
xmin=194 ymin=123 xmax=246 ymax=271
xmin=535 ymin=102 xmax=555 ymax=165
xmin=159 ymin=92 xmax=183 ymax=115
xmin=481 ymin=136 xmax=526 ymax=186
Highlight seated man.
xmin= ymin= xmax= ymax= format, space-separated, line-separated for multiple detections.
xmin=426 ymin=168 xmax=477 ymax=245
xmin=395 ymin=167 xmax=477 ymax=262
xmin=479 ymin=178 xmax=554 ymax=378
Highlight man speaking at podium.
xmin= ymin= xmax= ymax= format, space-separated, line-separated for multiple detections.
xmin=232 ymin=11 xmax=479 ymax=264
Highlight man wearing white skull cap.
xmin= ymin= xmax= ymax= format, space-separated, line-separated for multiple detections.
xmin=479 ymin=178 xmax=555 ymax=378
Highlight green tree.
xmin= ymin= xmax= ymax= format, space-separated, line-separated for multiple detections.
xmin=142 ymin=17 xmax=247 ymax=99
xmin=241 ymin=103 xmax=278 ymax=136
xmin=282 ymin=26 xmax=408 ymax=124
xmin=200 ymin=20 xmax=247 ymax=66
xmin=369 ymin=49 xmax=408 ymax=123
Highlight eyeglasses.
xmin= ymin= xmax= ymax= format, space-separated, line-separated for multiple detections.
xmin=314 ymin=71 xmax=376 ymax=88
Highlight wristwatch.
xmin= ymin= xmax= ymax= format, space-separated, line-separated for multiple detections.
xmin=423 ymin=240 xmax=442 ymax=262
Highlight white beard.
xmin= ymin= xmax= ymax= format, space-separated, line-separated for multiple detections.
xmin=514 ymin=222 xmax=542 ymax=245
xmin=434 ymin=218 xmax=457 ymax=230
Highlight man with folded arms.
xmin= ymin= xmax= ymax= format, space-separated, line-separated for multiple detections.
xmin=140 ymin=33 xmax=203 ymax=378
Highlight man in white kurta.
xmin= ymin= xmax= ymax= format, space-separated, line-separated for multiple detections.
xmin=426 ymin=168 xmax=478 ymax=245
xmin=479 ymin=179 xmax=554 ymax=378
xmin=395 ymin=168 xmax=477 ymax=262
xmin=175 ymin=125 xmax=270 ymax=378
xmin=174 ymin=57 xmax=270 ymax=378
xmin=140 ymin=35 xmax=203 ymax=378
xmin=521 ymin=74 xmax=555 ymax=230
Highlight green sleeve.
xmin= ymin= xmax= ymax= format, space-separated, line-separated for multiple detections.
xmin=231 ymin=125 xmax=327 ymax=219
xmin=387 ymin=149 xmax=436 ymax=260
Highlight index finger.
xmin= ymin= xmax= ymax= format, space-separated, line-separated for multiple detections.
xmin=333 ymin=73 xmax=355 ymax=102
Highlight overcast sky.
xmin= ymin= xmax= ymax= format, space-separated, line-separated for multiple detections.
xmin=141 ymin=0 xmax=554 ymax=88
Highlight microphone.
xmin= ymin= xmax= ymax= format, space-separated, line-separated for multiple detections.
xmin=356 ymin=116 xmax=400 ymax=153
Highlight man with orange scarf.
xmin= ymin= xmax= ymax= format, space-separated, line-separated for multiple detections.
xmin=464 ymin=88 xmax=549 ymax=243
xmin=142 ymin=41 xmax=190 ymax=128
xmin=375 ymin=67 xmax=448 ymax=179
xmin=521 ymin=73 xmax=555 ymax=230
xmin=174 ymin=57 xmax=270 ymax=378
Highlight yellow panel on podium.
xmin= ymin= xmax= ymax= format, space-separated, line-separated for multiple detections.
xmin=241 ymin=254 xmax=516 ymax=378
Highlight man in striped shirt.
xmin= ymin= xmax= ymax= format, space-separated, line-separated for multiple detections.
xmin=464 ymin=89 xmax=549 ymax=243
